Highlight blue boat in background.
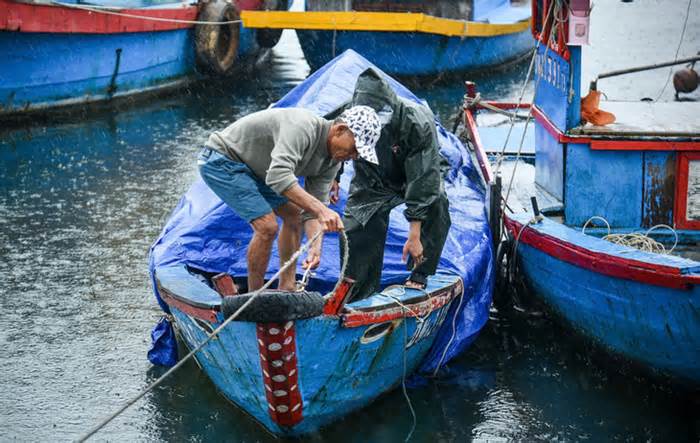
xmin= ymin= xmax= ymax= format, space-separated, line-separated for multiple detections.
xmin=241 ymin=0 xmax=532 ymax=76
xmin=0 ymin=0 xmax=288 ymax=118
xmin=149 ymin=50 xmax=494 ymax=436
xmin=462 ymin=0 xmax=700 ymax=383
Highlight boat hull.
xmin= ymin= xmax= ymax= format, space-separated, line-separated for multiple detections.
xmin=167 ymin=278 xmax=462 ymax=436
xmin=296 ymin=28 xmax=533 ymax=76
xmin=0 ymin=29 xmax=196 ymax=115
xmin=506 ymin=216 xmax=700 ymax=384
xmin=0 ymin=1 xmax=263 ymax=117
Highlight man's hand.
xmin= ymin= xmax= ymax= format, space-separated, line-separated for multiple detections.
xmin=317 ymin=206 xmax=344 ymax=232
xmin=402 ymin=237 xmax=424 ymax=267
xmin=303 ymin=245 xmax=322 ymax=269
xmin=329 ymin=180 xmax=340 ymax=205
xmin=402 ymin=220 xmax=424 ymax=267
xmin=282 ymin=183 xmax=344 ymax=232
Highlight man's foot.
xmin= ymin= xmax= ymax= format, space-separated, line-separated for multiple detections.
xmin=405 ymin=271 xmax=427 ymax=290
xmin=405 ymin=279 xmax=427 ymax=290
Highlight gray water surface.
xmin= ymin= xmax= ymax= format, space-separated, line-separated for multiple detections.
xmin=1 ymin=1 xmax=699 ymax=441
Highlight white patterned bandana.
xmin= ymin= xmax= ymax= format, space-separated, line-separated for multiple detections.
xmin=339 ymin=105 xmax=381 ymax=165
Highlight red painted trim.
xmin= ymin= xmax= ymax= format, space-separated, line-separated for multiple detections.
xmin=480 ymin=101 xmax=531 ymax=110
xmin=463 ymin=108 xmax=494 ymax=183
xmin=0 ymin=0 xmax=198 ymax=33
xmin=257 ymin=321 xmax=303 ymax=427
xmin=159 ymin=289 xmax=219 ymax=323
xmin=212 ymin=273 xmax=238 ymax=296
xmin=341 ymin=280 xmax=463 ymax=328
xmin=675 ymin=152 xmax=700 ymax=230
xmin=504 ymin=216 xmax=699 ymax=290
xmin=323 ymin=278 xmax=354 ymax=315
xmin=530 ymin=104 xmax=700 ymax=151
xmin=589 ymin=139 xmax=700 ymax=151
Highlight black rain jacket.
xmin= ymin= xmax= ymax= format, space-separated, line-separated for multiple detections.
xmin=343 ymin=68 xmax=446 ymax=226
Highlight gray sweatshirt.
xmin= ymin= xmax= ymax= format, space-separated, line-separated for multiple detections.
xmin=205 ymin=108 xmax=340 ymax=210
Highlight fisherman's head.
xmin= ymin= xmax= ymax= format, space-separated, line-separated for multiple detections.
xmin=328 ymin=105 xmax=381 ymax=164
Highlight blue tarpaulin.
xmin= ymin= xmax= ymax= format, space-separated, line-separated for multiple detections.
xmin=148 ymin=50 xmax=493 ymax=372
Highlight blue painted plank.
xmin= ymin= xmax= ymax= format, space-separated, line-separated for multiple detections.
xmin=534 ymin=123 xmax=564 ymax=200
xmin=156 ymin=265 xmax=222 ymax=307
xmin=565 ymin=143 xmax=643 ymax=228
xmin=0 ymin=26 xmax=260 ymax=114
xmin=517 ymin=240 xmax=700 ymax=383
xmin=533 ymin=45 xmax=570 ymax=132
xmin=296 ymin=29 xmax=533 ymax=76
xmin=642 ymin=151 xmax=676 ymax=227
xmin=510 ymin=212 xmax=700 ymax=271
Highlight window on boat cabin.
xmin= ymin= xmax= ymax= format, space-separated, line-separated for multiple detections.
xmin=305 ymin=0 xmax=472 ymax=20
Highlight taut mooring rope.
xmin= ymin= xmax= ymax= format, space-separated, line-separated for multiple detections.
xmin=79 ymin=229 xmax=349 ymax=441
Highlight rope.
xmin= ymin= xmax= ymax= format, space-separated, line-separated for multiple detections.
xmin=654 ymin=0 xmax=694 ymax=101
xmin=78 ymin=229 xmax=343 ymax=441
xmin=400 ymin=306 xmax=417 ymax=442
xmin=431 ymin=288 xmax=464 ymax=377
xmin=582 ymin=216 xmax=611 ymax=236
xmin=51 ymin=1 xmax=243 ymax=25
xmin=381 ymin=287 xmax=429 ymax=323
xmin=502 ymin=1 xmax=562 ymax=210
xmin=581 ymin=216 xmax=678 ymax=254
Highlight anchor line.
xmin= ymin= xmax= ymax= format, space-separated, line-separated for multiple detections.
xmin=431 ymin=288 xmax=465 ymax=377
xmin=50 ymin=1 xmax=243 ymax=25
xmin=400 ymin=305 xmax=417 ymax=442
xmin=79 ymin=229 xmax=348 ymax=441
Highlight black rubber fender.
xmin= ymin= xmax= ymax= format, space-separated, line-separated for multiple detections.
xmin=194 ymin=1 xmax=240 ymax=75
xmin=221 ymin=290 xmax=325 ymax=322
xmin=255 ymin=0 xmax=288 ymax=48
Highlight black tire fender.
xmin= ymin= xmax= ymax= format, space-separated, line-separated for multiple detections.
xmin=195 ymin=1 xmax=240 ymax=75
xmin=221 ymin=290 xmax=325 ymax=322
xmin=255 ymin=0 xmax=288 ymax=48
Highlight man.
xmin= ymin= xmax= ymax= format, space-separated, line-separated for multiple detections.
xmin=340 ymin=69 xmax=452 ymax=301
xmin=198 ymin=106 xmax=381 ymax=292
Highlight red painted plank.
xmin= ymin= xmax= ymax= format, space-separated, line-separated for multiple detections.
xmin=504 ymin=216 xmax=697 ymax=290
xmin=463 ymin=108 xmax=494 ymax=183
xmin=159 ymin=289 xmax=219 ymax=323
xmin=675 ymin=152 xmax=700 ymax=230
xmin=341 ymin=281 xmax=462 ymax=328
xmin=256 ymin=321 xmax=303 ymax=427
xmin=323 ymin=278 xmax=355 ymax=316
xmin=0 ymin=0 xmax=198 ymax=33
xmin=589 ymin=140 xmax=700 ymax=151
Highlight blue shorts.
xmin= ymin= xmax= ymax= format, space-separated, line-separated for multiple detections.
xmin=197 ymin=147 xmax=288 ymax=222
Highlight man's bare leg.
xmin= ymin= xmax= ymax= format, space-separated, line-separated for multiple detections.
xmin=274 ymin=202 xmax=302 ymax=291
xmin=248 ymin=212 xmax=279 ymax=291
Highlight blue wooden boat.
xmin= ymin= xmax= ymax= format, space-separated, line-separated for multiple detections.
xmin=148 ymin=49 xmax=494 ymax=435
xmin=0 ymin=0 xmax=287 ymax=118
xmin=462 ymin=1 xmax=700 ymax=383
xmin=240 ymin=0 xmax=532 ymax=76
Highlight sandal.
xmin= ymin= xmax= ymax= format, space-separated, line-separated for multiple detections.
xmin=405 ymin=272 xmax=427 ymax=290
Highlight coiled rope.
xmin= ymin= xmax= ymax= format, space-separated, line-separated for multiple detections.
xmin=50 ymin=1 xmax=243 ymax=25
xmin=582 ymin=216 xmax=678 ymax=254
xmin=79 ymin=229 xmax=348 ymax=441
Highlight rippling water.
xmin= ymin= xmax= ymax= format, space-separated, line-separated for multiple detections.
xmin=1 ymin=2 xmax=698 ymax=441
